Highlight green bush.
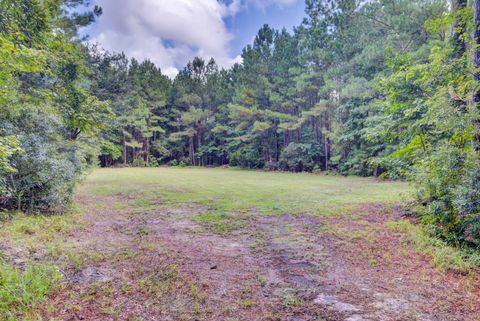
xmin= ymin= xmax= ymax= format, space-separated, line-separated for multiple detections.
xmin=229 ymin=146 xmax=264 ymax=169
xmin=149 ymin=156 xmax=159 ymax=167
xmin=279 ymin=143 xmax=322 ymax=172
xmin=132 ymin=157 xmax=146 ymax=167
xmin=0 ymin=113 xmax=81 ymax=212
xmin=414 ymin=146 xmax=480 ymax=248
xmin=99 ymin=140 xmax=122 ymax=167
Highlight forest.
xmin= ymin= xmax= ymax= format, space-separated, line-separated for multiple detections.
xmin=3 ymin=0 xmax=480 ymax=319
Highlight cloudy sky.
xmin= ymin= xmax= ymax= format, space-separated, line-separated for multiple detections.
xmin=84 ymin=0 xmax=305 ymax=78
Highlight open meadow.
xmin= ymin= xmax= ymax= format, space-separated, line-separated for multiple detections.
xmin=1 ymin=168 xmax=480 ymax=320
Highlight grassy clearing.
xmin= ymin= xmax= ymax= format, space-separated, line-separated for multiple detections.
xmin=3 ymin=167 xmax=480 ymax=319
xmin=80 ymin=167 xmax=410 ymax=216
xmin=80 ymin=167 xmax=410 ymax=239
xmin=0 ymin=167 xmax=410 ymax=319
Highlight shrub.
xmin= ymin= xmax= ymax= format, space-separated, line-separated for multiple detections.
xmin=179 ymin=157 xmax=191 ymax=167
xmin=279 ymin=143 xmax=322 ymax=172
xmin=229 ymin=146 xmax=264 ymax=169
xmin=132 ymin=157 xmax=147 ymax=167
xmin=99 ymin=140 xmax=122 ymax=167
xmin=264 ymin=161 xmax=279 ymax=171
xmin=0 ymin=113 xmax=80 ymax=212
xmin=414 ymin=146 xmax=480 ymax=248
xmin=149 ymin=156 xmax=159 ymax=167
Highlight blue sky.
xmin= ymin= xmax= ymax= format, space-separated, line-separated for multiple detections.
xmin=224 ymin=1 xmax=305 ymax=54
xmin=86 ymin=0 xmax=305 ymax=77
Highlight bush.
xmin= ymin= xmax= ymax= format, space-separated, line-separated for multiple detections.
xmin=99 ymin=140 xmax=122 ymax=167
xmin=0 ymin=113 xmax=81 ymax=212
xmin=132 ymin=157 xmax=146 ymax=167
xmin=229 ymin=146 xmax=264 ymax=169
xmin=168 ymin=158 xmax=190 ymax=167
xmin=414 ymin=146 xmax=480 ymax=248
xmin=264 ymin=161 xmax=279 ymax=171
xmin=149 ymin=156 xmax=159 ymax=167
xmin=279 ymin=143 xmax=322 ymax=172
xmin=454 ymin=152 xmax=480 ymax=247
xmin=179 ymin=157 xmax=191 ymax=167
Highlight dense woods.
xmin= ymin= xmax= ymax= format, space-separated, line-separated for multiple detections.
xmin=2 ymin=0 xmax=480 ymax=248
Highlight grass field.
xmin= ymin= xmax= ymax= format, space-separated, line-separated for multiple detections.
xmin=81 ymin=167 xmax=410 ymax=215
xmin=2 ymin=167 xmax=480 ymax=321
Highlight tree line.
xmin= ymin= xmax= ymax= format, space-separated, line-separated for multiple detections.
xmin=2 ymin=0 xmax=480 ymax=248
xmin=93 ymin=1 xmax=443 ymax=176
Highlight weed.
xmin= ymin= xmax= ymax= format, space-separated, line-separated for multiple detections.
xmin=192 ymin=211 xmax=247 ymax=235
xmin=257 ymin=275 xmax=267 ymax=287
xmin=387 ymin=220 xmax=480 ymax=273
xmin=0 ymin=261 xmax=62 ymax=320
xmin=275 ymin=288 xmax=301 ymax=307
xmin=138 ymin=264 xmax=179 ymax=297
xmin=242 ymin=298 xmax=256 ymax=308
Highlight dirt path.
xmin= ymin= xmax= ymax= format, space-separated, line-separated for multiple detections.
xmin=42 ymin=195 xmax=480 ymax=321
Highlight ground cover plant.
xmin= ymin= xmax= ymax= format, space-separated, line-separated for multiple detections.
xmin=0 ymin=167 xmax=479 ymax=320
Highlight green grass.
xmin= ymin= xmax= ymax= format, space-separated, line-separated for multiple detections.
xmin=192 ymin=211 xmax=250 ymax=234
xmin=79 ymin=167 xmax=410 ymax=216
xmin=387 ymin=220 xmax=480 ymax=273
xmin=0 ymin=167 xmax=410 ymax=318
xmin=0 ymin=213 xmax=79 ymax=319
xmin=0 ymin=261 xmax=62 ymax=321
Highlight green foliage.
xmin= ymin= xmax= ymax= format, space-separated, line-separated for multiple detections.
xmin=229 ymin=146 xmax=264 ymax=169
xmin=1 ymin=111 xmax=81 ymax=211
xmin=0 ymin=261 xmax=62 ymax=321
xmin=132 ymin=158 xmax=147 ymax=167
xmin=99 ymin=140 xmax=122 ymax=167
xmin=149 ymin=156 xmax=159 ymax=167
xmin=377 ymin=1 xmax=480 ymax=248
xmin=100 ymin=140 xmax=122 ymax=160
xmin=0 ymin=0 xmax=105 ymax=211
xmin=0 ymin=136 xmax=21 ymax=173
xmin=279 ymin=143 xmax=322 ymax=172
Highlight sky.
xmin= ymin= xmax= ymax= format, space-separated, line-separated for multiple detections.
xmin=83 ymin=0 xmax=306 ymax=78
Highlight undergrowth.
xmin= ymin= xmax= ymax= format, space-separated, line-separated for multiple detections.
xmin=387 ymin=220 xmax=480 ymax=274
xmin=0 ymin=261 xmax=62 ymax=320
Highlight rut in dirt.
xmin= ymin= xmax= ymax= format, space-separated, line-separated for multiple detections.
xmin=43 ymin=196 xmax=480 ymax=321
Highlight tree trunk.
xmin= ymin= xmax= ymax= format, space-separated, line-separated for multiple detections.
xmin=190 ymin=136 xmax=195 ymax=166
xmin=122 ymin=130 xmax=128 ymax=165
xmin=197 ymin=131 xmax=201 ymax=166
xmin=145 ymin=137 xmax=150 ymax=166
xmin=473 ymin=0 xmax=480 ymax=103
xmin=324 ymin=135 xmax=329 ymax=171
xmin=474 ymin=0 xmax=480 ymax=148
xmin=451 ymin=0 xmax=467 ymax=59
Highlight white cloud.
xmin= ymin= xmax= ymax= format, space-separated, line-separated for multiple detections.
xmin=247 ymin=0 xmax=297 ymax=8
xmin=89 ymin=0 xmax=297 ymax=78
